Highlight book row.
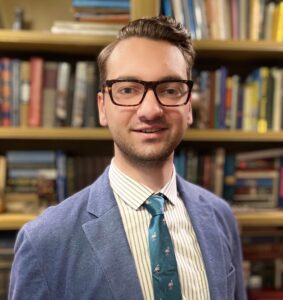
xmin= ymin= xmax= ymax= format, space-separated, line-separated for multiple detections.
xmin=161 ymin=0 xmax=283 ymax=42
xmin=0 ymin=58 xmax=100 ymax=128
xmin=192 ymin=66 xmax=283 ymax=132
xmin=174 ymin=147 xmax=283 ymax=209
xmin=0 ymin=151 xmax=111 ymax=214
xmin=70 ymin=0 xmax=130 ymax=24
xmin=1 ymin=146 xmax=283 ymax=213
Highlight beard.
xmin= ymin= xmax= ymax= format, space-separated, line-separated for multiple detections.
xmin=113 ymin=133 xmax=182 ymax=168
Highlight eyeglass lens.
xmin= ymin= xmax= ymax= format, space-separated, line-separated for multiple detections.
xmin=110 ymin=81 xmax=190 ymax=106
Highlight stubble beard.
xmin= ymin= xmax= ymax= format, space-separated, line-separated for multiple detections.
xmin=113 ymin=135 xmax=182 ymax=168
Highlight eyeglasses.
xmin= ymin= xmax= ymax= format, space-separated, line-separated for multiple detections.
xmin=103 ymin=79 xmax=194 ymax=107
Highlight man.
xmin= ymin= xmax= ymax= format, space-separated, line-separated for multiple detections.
xmin=9 ymin=16 xmax=246 ymax=300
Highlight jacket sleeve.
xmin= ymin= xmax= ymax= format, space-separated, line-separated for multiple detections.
xmin=9 ymin=227 xmax=51 ymax=300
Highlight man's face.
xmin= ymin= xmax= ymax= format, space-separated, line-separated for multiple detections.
xmin=98 ymin=37 xmax=193 ymax=167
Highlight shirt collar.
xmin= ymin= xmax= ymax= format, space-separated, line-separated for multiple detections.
xmin=109 ymin=159 xmax=178 ymax=210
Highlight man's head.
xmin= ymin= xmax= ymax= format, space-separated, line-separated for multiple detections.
xmin=98 ymin=16 xmax=195 ymax=86
xmin=97 ymin=16 xmax=195 ymax=171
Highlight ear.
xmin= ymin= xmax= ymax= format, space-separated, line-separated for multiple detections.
xmin=97 ymin=92 xmax=108 ymax=127
xmin=187 ymin=100 xmax=193 ymax=127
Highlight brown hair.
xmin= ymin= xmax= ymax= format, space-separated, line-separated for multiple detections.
xmin=97 ymin=16 xmax=195 ymax=86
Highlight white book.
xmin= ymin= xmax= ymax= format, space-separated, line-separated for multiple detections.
xmin=271 ymin=68 xmax=283 ymax=131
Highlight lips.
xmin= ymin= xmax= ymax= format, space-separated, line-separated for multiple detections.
xmin=134 ymin=127 xmax=166 ymax=134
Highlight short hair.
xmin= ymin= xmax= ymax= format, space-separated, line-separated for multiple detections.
xmin=97 ymin=16 xmax=195 ymax=87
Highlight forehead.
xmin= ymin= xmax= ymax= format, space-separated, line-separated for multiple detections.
xmin=106 ymin=37 xmax=188 ymax=80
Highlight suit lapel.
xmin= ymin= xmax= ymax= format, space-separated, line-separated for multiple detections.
xmin=82 ymin=169 xmax=144 ymax=300
xmin=177 ymin=176 xmax=227 ymax=300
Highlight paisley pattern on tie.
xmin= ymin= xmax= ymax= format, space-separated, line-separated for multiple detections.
xmin=143 ymin=193 xmax=182 ymax=300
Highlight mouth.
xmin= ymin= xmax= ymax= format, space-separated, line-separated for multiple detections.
xmin=137 ymin=128 xmax=165 ymax=133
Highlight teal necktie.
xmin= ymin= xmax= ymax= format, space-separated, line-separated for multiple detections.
xmin=144 ymin=193 xmax=182 ymax=300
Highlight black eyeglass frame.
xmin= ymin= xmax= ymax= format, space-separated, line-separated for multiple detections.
xmin=103 ymin=79 xmax=194 ymax=107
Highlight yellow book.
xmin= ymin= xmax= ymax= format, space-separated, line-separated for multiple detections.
xmin=257 ymin=67 xmax=269 ymax=133
xmin=275 ymin=2 xmax=283 ymax=42
xmin=272 ymin=2 xmax=283 ymax=42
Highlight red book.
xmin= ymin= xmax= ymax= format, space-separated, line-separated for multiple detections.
xmin=28 ymin=57 xmax=44 ymax=127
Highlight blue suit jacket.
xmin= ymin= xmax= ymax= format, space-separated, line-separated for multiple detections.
xmin=9 ymin=167 xmax=247 ymax=300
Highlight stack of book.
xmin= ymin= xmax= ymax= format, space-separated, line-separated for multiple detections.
xmin=4 ymin=151 xmax=61 ymax=213
xmin=0 ymin=151 xmax=112 ymax=213
xmin=0 ymin=58 xmax=99 ymax=128
xmin=51 ymin=0 xmax=130 ymax=35
xmin=191 ymin=67 xmax=283 ymax=132
xmin=72 ymin=0 xmax=130 ymax=24
xmin=161 ymin=0 xmax=283 ymax=42
xmin=225 ymin=148 xmax=283 ymax=209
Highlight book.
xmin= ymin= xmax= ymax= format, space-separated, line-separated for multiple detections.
xmin=72 ymin=0 xmax=130 ymax=9
xmin=263 ymin=1 xmax=276 ymax=40
xmin=257 ymin=67 xmax=269 ymax=133
xmin=171 ymin=0 xmax=184 ymax=25
xmin=236 ymin=148 xmax=283 ymax=161
xmin=28 ymin=57 xmax=44 ymax=127
xmin=56 ymin=62 xmax=71 ymax=126
xmin=1 ymin=58 xmax=12 ymax=127
xmin=0 ymin=156 xmax=6 ymax=213
xmin=7 ymin=151 xmax=56 ymax=164
xmin=4 ymin=192 xmax=40 ymax=213
xmin=42 ymin=62 xmax=58 ymax=127
xmin=84 ymin=62 xmax=98 ymax=127
xmin=19 ymin=61 xmax=30 ymax=127
xmin=56 ymin=150 xmax=67 ymax=202
xmin=51 ymin=21 xmax=124 ymax=35
xmin=271 ymin=68 xmax=283 ymax=131
xmin=71 ymin=61 xmax=88 ymax=127
xmin=11 ymin=59 xmax=21 ymax=126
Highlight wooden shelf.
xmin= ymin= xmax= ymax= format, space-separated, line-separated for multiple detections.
xmin=0 ymin=30 xmax=283 ymax=59
xmin=234 ymin=210 xmax=283 ymax=227
xmin=0 ymin=30 xmax=115 ymax=55
xmin=1 ymin=210 xmax=283 ymax=230
xmin=0 ymin=128 xmax=282 ymax=142
xmin=0 ymin=213 xmax=37 ymax=230
xmin=193 ymin=39 xmax=283 ymax=61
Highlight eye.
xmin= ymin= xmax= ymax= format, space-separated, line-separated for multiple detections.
xmin=113 ymin=82 xmax=143 ymax=96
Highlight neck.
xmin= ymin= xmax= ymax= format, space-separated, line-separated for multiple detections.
xmin=113 ymin=154 xmax=174 ymax=191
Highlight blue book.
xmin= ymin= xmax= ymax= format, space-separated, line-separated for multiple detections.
xmin=56 ymin=150 xmax=67 ymax=202
xmin=73 ymin=0 xmax=130 ymax=9
xmin=161 ymin=0 xmax=173 ymax=16
xmin=7 ymin=151 xmax=56 ymax=164
xmin=223 ymin=154 xmax=235 ymax=203
xmin=219 ymin=66 xmax=228 ymax=129
xmin=174 ymin=150 xmax=186 ymax=178
xmin=187 ymin=0 xmax=196 ymax=39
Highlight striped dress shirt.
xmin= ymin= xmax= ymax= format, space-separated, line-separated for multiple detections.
xmin=109 ymin=161 xmax=210 ymax=300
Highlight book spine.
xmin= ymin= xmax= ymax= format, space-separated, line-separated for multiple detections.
xmin=1 ymin=58 xmax=12 ymax=127
xmin=42 ymin=62 xmax=58 ymax=127
xmin=19 ymin=61 xmax=30 ymax=127
xmin=11 ymin=59 xmax=21 ymax=127
xmin=28 ymin=57 xmax=44 ymax=127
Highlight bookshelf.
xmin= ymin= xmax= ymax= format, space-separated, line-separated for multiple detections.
xmin=0 ymin=0 xmax=282 ymax=229
xmin=0 ymin=0 xmax=282 ymax=297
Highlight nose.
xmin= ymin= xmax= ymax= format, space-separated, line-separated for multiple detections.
xmin=136 ymin=88 xmax=163 ymax=120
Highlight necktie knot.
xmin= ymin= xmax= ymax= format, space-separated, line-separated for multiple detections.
xmin=144 ymin=193 xmax=165 ymax=216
